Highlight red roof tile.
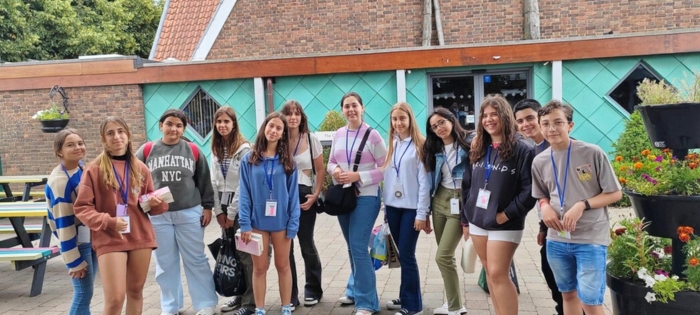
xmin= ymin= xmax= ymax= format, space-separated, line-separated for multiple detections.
xmin=153 ymin=0 xmax=221 ymax=61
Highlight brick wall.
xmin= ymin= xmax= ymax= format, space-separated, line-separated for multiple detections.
xmin=0 ymin=85 xmax=146 ymax=185
xmin=207 ymin=0 xmax=696 ymax=60
xmin=539 ymin=0 xmax=700 ymax=38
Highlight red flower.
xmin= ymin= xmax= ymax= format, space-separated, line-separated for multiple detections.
xmin=615 ymin=228 xmax=626 ymax=235
xmin=664 ymin=246 xmax=673 ymax=254
xmin=633 ymin=157 xmax=639 ymax=162
xmin=678 ymin=226 xmax=694 ymax=235
xmin=690 ymin=258 xmax=699 ymax=266
xmin=680 ymin=233 xmax=690 ymax=243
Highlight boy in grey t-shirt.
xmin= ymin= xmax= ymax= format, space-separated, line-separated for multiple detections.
xmin=531 ymin=101 xmax=622 ymax=315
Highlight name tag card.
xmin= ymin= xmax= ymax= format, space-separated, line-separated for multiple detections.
xmin=450 ymin=198 xmax=460 ymax=215
xmin=476 ymin=189 xmax=491 ymax=209
xmin=265 ymin=200 xmax=278 ymax=217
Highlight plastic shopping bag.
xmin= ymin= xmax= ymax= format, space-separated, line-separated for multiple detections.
xmin=213 ymin=231 xmax=247 ymax=297
xmin=370 ymin=223 xmax=390 ymax=270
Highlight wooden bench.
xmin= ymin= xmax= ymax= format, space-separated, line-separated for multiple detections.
xmin=0 ymin=202 xmax=57 ymax=296
xmin=0 ymin=191 xmax=44 ymax=199
xmin=0 ymin=224 xmax=43 ymax=234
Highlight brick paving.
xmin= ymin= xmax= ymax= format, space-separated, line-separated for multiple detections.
xmin=0 ymin=208 xmax=632 ymax=314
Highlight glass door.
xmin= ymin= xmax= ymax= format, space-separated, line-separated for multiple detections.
xmin=431 ymin=75 xmax=476 ymax=130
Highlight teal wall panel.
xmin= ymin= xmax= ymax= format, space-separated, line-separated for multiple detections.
xmin=143 ymin=79 xmax=256 ymax=160
xmin=563 ymin=52 xmax=700 ymax=154
xmin=270 ymin=72 xmax=397 ymax=139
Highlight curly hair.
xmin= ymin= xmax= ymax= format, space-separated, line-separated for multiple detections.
xmin=469 ymin=94 xmax=518 ymax=163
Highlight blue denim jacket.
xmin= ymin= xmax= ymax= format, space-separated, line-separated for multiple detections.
xmin=430 ymin=144 xmax=469 ymax=196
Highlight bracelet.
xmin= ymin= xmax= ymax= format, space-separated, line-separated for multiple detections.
xmin=582 ymin=199 xmax=591 ymax=210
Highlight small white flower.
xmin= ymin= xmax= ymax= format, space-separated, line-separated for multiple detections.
xmin=672 ymin=275 xmax=680 ymax=280
xmin=645 ymin=292 xmax=656 ymax=303
xmin=654 ymin=274 xmax=667 ymax=282
xmin=637 ymin=268 xmax=648 ymax=280
xmin=644 ymin=276 xmax=656 ymax=288
xmin=654 ymin=248 xmax=666 ymax=259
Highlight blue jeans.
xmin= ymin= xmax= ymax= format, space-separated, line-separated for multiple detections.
xmin=69 ymin=242 xmax=98 ymax=315
xmin=151 ymin=206 xmax=218 ymax=313
xmin=385 ymin=206 xmax=422 ymax=312
xmin=338 ymin=195 xmax=381 ymax=312
xmin=546 ymin=240 xmax=607 ymax=306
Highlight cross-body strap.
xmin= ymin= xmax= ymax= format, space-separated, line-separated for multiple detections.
xmin=308 ymin=133 xmax=316 ymax=187
xmin=352 ymin=127 xmax=373 ymax=172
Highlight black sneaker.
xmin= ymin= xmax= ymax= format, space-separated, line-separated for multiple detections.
xmin=221 ymin=297 xmax=242 ymax=312
xmin=396 ymin=309 xmax=424 ymax=315
xmin=231 ymin=307 xmax=255 ymax=315
xmin=386 ymin=299 xmax=402 ymax=310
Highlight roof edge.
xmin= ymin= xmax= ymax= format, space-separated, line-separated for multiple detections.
xmin=149 ymin=0 xmax=172 ymax=60
xmin=191 ymin=0 xmax=238 ymax=61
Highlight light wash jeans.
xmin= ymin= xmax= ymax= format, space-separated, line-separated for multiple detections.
xmin=337 ymin=195 xmax=381 ymax=313
xmin=69 ymin=242 xmax=98 ymax=315
xmin=150 ymin=205 xmax=218 ymax=313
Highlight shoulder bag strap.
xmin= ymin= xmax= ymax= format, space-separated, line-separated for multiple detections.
xmin=308 ymin=133 xmax=316 ymax=187
xmin=352 ymin=127 xmax=373 ymax=172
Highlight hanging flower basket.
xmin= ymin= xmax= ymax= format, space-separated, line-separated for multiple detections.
xmin=39 ymin=119 xmax=70 ymax=133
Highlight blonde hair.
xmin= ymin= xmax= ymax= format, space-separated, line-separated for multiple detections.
xmin=383 ymin=102 xmax=425 ymax=169
xmin=92 ymin=117 xmax=143 ymax=190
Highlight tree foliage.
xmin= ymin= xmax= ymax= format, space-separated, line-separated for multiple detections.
xmin=0 ymin=0 xmax=162 ymax=62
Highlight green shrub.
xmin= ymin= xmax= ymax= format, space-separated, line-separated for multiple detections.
xmin=611 ymin=111 xmax=660 ymax=161
xmin=317 ymin=111 xmax=346 ymax=193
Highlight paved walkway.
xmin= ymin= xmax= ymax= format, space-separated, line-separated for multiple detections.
xmin=0 ymin=208 xmax=631 ymax=315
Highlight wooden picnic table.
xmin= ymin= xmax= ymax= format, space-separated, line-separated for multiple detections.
xmin=0 ymin=201 xmax=58 ymax=296
xmin=0 ymin=175 xmax=49 ymax=202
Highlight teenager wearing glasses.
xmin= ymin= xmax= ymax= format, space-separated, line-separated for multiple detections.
xmin=420 ymin=107 xmax=472 ymax=315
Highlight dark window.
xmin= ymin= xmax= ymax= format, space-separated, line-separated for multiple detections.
xmin=608 ymin=62 xmax=662 ymax=113
xmin=181 ymin=88 xmax=221 ymax=139
xmin=483 ymin=72 xmax=528 ymax=107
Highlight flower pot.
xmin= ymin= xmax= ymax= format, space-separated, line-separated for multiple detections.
xmin=607 ymin=273 xmax=700 ymax=315
xmin=635 ymin=103 xmax=700 ymax=151
xmin=626 ymin=190 xmax=700 ymax=275
xmin=39 ymin=119 xmax=70 ymax=133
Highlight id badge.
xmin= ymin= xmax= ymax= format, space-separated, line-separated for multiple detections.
xmin=265 ymin=200 xmax=278 ymax=217
xmin=558 ymin=222 xmax=571 ymax=239
xmin=450 ymin=198 xmax=460 ymax=215
xmin=116 ymin=204 xmax=127 ymax=217
xmin=77 ymin=225 xmax=91 ymax=243
xmin=221 ymin=191 xmax=232 ymax=206
xmin=393 ymin=182 xmax=404 ymax=198
xmin=116 ymin=204 xmax=130 ymax=234
xmin=120 ymin=216 xmax=131 ymax=234
xmin=476 ymin=189 xmax=491 ymax=209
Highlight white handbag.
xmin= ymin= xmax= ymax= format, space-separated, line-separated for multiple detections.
xmin=461 ymin=238 xmax=477 ymax=274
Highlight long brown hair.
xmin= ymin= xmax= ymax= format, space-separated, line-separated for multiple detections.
xmin=92 ymin=117 xmax=143 ymax=189
xmin=384 ymin=102 xmax=425 ymax=168
xmin=421 ymin=107 xmax=471 ymax=172
xmin=470 ymin=94 xmax=518 ymax=163
xmin=53 ymin=128 xmax=84 ymax=159
xmin=212 ymin=107 xmax=248 ymax=161
xmin=280 ymin=100 xmax=310 ymax=134
xmin=249 ymin=112 xmax=295 ymax=174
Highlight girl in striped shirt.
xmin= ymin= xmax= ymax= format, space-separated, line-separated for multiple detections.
xmin=45 ymin=128 xmax=96 ymax=315
xmin=328 ymin=92 xmax=387 ymax=315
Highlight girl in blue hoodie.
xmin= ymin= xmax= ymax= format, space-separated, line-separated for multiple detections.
xmin=238 ymin=112 xmax=301 ymax=315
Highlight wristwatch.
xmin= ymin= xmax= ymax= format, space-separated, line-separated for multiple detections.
xmin=582 ymin=199 xmax=591 ymax=210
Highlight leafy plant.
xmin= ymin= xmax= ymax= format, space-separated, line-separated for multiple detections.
xmin=32 ymin=102 xmax=69 ymax=120
xmin=613 ymin=150 xmax=700 ymax=196
xmin=637 ymin=71 xmax=700 ymax=106
xmin=317 ymin=110 xmax=346 ymax=194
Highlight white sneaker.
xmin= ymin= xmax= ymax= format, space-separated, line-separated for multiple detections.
xmin=338 ymin=296 xmax=355 ymax=305
xmin=447 ymin=311 xmax=461 ymax=315
xmin=196 ymin=306 xmax=217 ymax=315
xmin=160 ymin=313 xmax=178 ymax=315
xmin=433 ymin=303 xmax=466 ymax=315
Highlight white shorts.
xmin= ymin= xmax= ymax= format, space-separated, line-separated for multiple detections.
xmin=469 ymin=223 xmax=523 ymax=244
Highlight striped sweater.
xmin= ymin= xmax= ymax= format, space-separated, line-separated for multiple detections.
xmin=45 ymin=165 xmax=87 ymax=272
xmin=327 ymin=123 xmax=387 ymax=196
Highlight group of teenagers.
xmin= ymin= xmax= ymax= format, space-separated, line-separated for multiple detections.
xmin=44 ymin=90 xmax=622 ymax=315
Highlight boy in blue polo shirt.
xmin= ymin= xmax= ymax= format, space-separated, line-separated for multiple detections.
xmin=531 ymin=100 xmax=622 ymax=315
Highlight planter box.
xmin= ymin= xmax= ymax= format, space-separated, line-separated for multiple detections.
xmin=626 ymin=190 xmax=700 ymax=239
xmin=608 ymin=273 xmax=700 ymax=315
xmin=39 ymin=119 xmax=70 ymax=133
xmin=635 ymin=103 xmax=700 ymax=150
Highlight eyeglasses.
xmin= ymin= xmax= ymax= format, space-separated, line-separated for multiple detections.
xmin=430 ymin=119 xmax=448 ymax=132
xmin=540 ymin=121 xmax=570 ymax=130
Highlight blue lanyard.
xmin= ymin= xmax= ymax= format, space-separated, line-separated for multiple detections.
xmin=345 ymin=122 xmax=363 ymax=168
xmin=262 ymin=156 xmax=277 ymax=198
xmin=393 ymin=139 xmax=413 ymax=178
xmin=550 ymin=139 xmax=572 ymax=214
xmin=443 ymin=145 xmax=459 ymax=189
xmin=112 ymin=161 xmax=130 ymax=204
xmin=485 ymin=145 xmax=498 ymax=188
xmin=60 ymin=164 xmax=81 ymax=196
xmin=293 ymin=132 xmax=302 ymax=156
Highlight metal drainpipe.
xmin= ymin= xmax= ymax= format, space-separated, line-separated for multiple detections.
xmin=266 ymin=78 xmax=274 ymax=114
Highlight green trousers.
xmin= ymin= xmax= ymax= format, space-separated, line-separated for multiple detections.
xmin=432 ymin=186 xmax=463 ymax=311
